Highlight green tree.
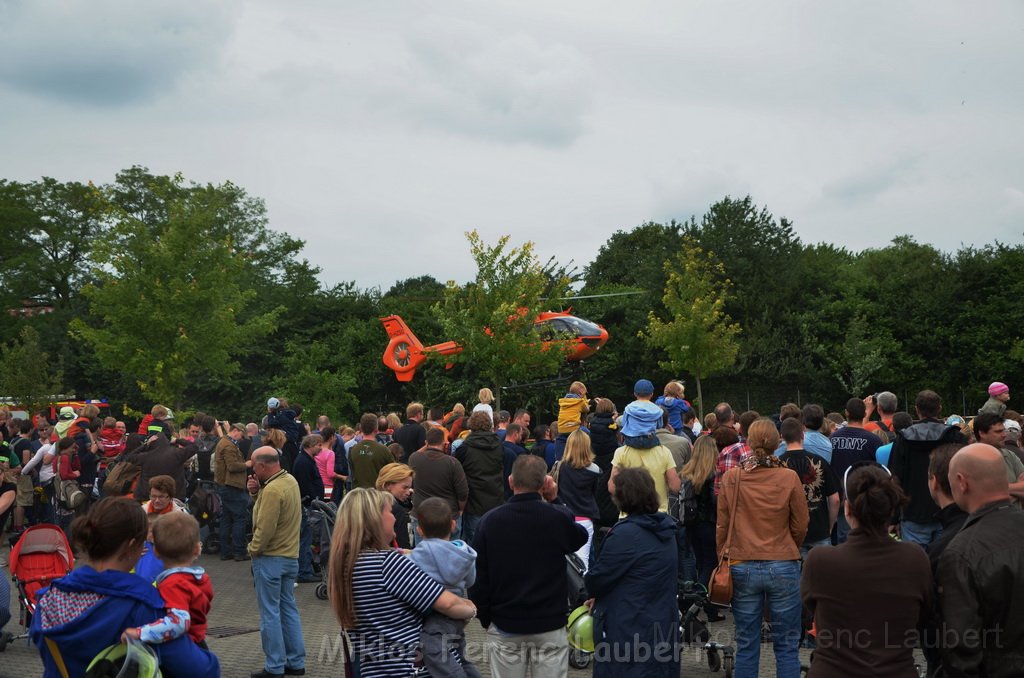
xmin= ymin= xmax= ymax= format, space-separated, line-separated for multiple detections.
xmin=71 ymin=176 xmax=281 ymax=407
xmin=0 ymin=326 xmax=64 ymax=410
xmin=641 ymin=240 xmax=741 ymax=415
xmin=274 ymin=339 xmax=360 ymax=424
xmin=434 ymin=231 xmax=573 ymax=405
xmin=0 ymin=178 xmax=108 ymax=311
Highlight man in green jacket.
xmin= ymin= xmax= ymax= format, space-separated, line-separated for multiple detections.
xmin=247 ymin=447 xmax=305 ymax=678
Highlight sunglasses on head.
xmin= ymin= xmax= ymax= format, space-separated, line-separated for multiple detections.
xmin=843 ymin=460 xmax=892 ymax=498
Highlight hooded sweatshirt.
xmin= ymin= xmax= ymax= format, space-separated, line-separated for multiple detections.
xmin=409 ymin=538 xmax=477 ymax=597
xmin=620 ymin=399 xmax=664 ymax=438
xmin=30 ymin=565 xmax=219 ymax=678
xmin=888 ymin=421 xmax=965 ymax=523
xmin=454 ymin=430 xmax=506 ymax=516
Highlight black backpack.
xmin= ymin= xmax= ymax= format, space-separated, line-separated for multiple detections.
xmin=670 ymin=478 xmax=699 ymax=526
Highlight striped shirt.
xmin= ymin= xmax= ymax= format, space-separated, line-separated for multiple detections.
xmin=350 ymin=549 xmax=444 ymax=678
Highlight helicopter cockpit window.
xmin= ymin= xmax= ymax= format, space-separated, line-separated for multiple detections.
xmin=535 ymin=320 xmax=560 ymax=340
xmin=557 ymin=316 xmax=602 ymax=336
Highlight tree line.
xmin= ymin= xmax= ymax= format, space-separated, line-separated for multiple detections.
xmin=1 ymin=167 xmax=1021 ymax=425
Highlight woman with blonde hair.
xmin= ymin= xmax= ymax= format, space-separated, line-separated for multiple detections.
xmin=328 ymin=488 xmax=476 ymax=677
xmin=679 ymin=435 xmax=721 ymax=617
xmin=375 ymin=463 xmax=415 ymax=549
xmin=717 ymin=418 xmax=809 ymax=678
xmin=555 ymin=429 xmax=601 ymax=570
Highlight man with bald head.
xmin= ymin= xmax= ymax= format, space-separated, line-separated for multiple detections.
xmin=246 ymin=447 xmax=305 ymax=677
xmin=937 ymin=444 xmax=1024 ymax=677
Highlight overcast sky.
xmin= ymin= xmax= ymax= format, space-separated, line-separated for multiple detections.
xmin=2 ymin=1 xmax=1022 ymax=291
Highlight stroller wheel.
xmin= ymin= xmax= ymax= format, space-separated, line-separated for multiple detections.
xmin=568 ymin=647 xmax=591 ymax=669
xmin=723 ymin=651 xmax=734 ymax=678
xmin=316 ymin=583 xmax=329 ymax=600
xmin=707 ymin=647 xmax=722 ymax=672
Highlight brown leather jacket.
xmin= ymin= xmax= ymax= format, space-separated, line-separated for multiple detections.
xmin=717 ymin=465 xmax=808 ymax=561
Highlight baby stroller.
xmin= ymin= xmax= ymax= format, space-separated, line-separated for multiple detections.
xmin=309 ymin=498 xmax=337 ymax=600
xmin=565 ymin=553 xmax=592 ymax=669
xmin=1 ymin=524 xmax=75 ymax=651
xmin=187 ymin=479 xmax=222 ymax=555
xmin=679 ymin=580 xmax=734 ymax=677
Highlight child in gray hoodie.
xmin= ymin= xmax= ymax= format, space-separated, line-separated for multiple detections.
xmin=410 ymin=498 xmax=483 ymax=678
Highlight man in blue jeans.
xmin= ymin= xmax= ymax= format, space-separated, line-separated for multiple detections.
xmin=247 ymin=447 xmax=305 ymax=678
xmin=215 ymin=423 xmax=252 ymax=561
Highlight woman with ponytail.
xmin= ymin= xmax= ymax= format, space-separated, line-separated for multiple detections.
xmin=717 ymin=418 xmax=809 ymax=678
xmin=800 ymin=463 xmax=931 ymax=677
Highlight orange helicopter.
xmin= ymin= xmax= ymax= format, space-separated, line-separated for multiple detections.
xmin=380 ymin=311 xmax=610 ymax=382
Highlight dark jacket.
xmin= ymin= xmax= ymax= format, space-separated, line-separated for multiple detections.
xmin=586 ymin=513 xmax=681 ymax=678
xmin=589 ymin=413 xmax=620 ymax=528
xmin=470 ymin=493 xmax=587 ymax=634
xmin=922 ymin=502 xmax=969 ymax=674
xmin=266 ymin=408 xmax=302 ymax=446
xmin=292 ymin=450 xmax=324 ymax=504
xmin=129 ymin=438 xmax=197 ymax=501
xmin=888 ymin=421 xmax=965 ymax=523
xmin=454 ymin=431 xmax=505 ymax=516
xmin=556 ymin=462 xmax=601 ymax=520
xmin=801 ymin=530 xmax=931 ymax=678
xmin=393 ymin=421 xmax=426 ymax=461
xmin=937 ymin=500 xmax=1024 ymax=678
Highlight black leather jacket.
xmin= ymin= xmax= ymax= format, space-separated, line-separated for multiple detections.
xmin=937 ymin=500 xmax=1024 ymax=678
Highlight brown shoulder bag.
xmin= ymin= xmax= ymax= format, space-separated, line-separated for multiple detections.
xmin=708 ymin=468 xmax=742 ymax=606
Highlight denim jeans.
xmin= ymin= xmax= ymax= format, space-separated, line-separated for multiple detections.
xmin=462 ymin=513 xmax=483 ymax=545
xmin=253 ymin=555 xmax=305 ymax=673
xmin=835 ymin=507 xmax=852 ymax=544
xmin=298 ymin=507 xmax=314 ymax=579
xmin=677 ymin=524 xmax=697 ymax=583
xmin=218 ymin=484 xmax=249 ymax=558
xmin=799 ymin=537 xmax=832 ymax=561
xmin=730 ymin=560 xmax=802 ymax=678
xmin=900 ymin=519 xmax=942 ymax=547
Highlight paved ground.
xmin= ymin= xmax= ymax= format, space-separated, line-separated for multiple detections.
xmin=3 ymin=544 xmax=820 ymax=678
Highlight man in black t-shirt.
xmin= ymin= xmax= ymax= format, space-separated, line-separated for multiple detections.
xmin=779 ymin=418 xmax=840 ymax=558
xmin=830 ymin=397 xmax=882 ymax=543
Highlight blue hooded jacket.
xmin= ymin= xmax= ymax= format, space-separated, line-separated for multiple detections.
xmin=585 ymin=512 xmax=681 ymax=678
xmin=409 ymin=538 xmax=477 ymax=597
xmin=620 ymin=400 xmax=664 ymax=438
xmin=30 ymin=565 xmax=220 ymax=678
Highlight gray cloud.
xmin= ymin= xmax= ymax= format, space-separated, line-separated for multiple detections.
xmin=0 ymin=0 xmax=236 ymax=106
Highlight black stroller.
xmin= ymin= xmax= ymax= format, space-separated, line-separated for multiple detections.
xmin=309 ymin=498 xmax=337 ymax=600
xmin=679 ymin=580 xmax=734 ymax=677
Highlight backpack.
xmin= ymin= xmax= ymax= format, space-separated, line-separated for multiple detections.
xmin=188 ymin=484 xmax=222 ymax=526
xmin=102 ymin=458 xmax=141 ymax=496
xmin=670 ymin=478 xmax=699 ymax=526
xmin=56 ymin=474 xmax=86 ymax=510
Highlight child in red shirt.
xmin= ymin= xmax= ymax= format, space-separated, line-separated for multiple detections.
xmin=98 ymin=416 xmax=126 ymax=459
xmin=123 ymin=511 xmax=214 ymax=647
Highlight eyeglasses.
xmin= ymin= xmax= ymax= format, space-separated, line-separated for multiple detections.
xmin=149 ymin=493 xmax=170 ymax=501
xmin=843 ymin=460 xmax=892 ymax=498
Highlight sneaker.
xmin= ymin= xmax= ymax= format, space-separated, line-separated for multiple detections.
xmin=284 ymin=668 xmax=305 ymax=676
xmin=220 ymin=553 xmax=234 ymax=561
xmin=235 ymin=553 xmax=251 ymax=562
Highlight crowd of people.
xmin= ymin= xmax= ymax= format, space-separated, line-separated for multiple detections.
xmin=1 ymin=377 xmax=1023 ymax=677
